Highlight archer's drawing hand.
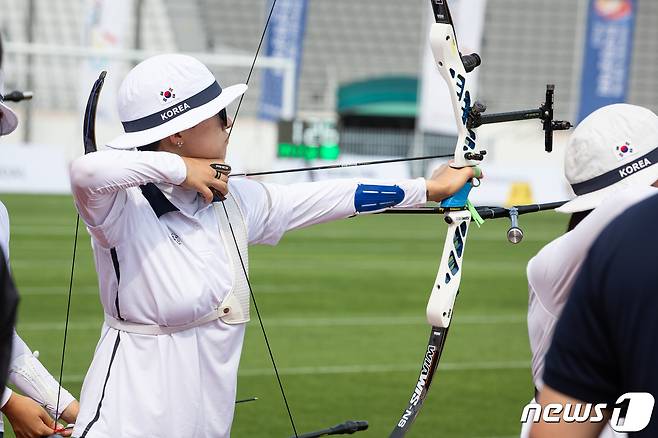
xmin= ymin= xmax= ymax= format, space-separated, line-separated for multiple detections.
xmin=1 ymin=392 xmax=72 ymax=437
xmin=180 ymin=157 xmax=230 ymax=203
xmin=425 ymin=162 xmax=482 ymax=202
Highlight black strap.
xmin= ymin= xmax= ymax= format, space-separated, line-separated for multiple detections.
xmin=139 ymin=183 xmax=179 ymax=218
xmin=140 ymin=182 xmax=226 ymax=215
xmin=109 ymin=248 xmax=123 ymax=321
xmin=79 ymin=332 xmax=121 ymax=438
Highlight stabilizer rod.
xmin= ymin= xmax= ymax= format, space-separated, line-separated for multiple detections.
xmin=383 ymin=201 xmax=567 ymax=217
xmin=383 ymin=201 xmax=567 ymax=244
xmin=293 ymin=420 xmax=369 ymax=438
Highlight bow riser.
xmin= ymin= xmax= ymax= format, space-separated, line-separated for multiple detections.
xmin=426 ymin=210 xmax=471 ymax=327
xmin=430 ymin=20 xmax=481 ymax=168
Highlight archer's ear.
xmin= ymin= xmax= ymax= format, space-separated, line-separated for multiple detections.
xmin=168 ymin=132 xmax=183 ymax=143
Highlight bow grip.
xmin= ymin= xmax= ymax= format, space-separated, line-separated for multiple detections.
xmin=440 ymin=182 xmax=473 ymax=209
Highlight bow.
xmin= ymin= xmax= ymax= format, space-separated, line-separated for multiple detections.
xmin=389 ymin=1 xmax=484 ymax=435
xmin=225 ymin=1 xmax=487 ymax=436
xmin=53 ymin=69 xmax=107 ymax=433
xmin=203 ymin=1 xmax=485 ymax=436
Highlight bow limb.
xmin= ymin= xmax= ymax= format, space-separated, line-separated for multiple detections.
xmin=82 ymin=71 xmax=107 ymax=155
xmin=430 ymin=0 xmax=484 ymax=169
xmin=53 ymin=71 xmax=107 ymax=431
xmin=389 ymin=2 xmax=483 ymax=436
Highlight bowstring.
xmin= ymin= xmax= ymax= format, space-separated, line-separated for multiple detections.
xmin=222 ymin=0 xmax=299 ymax=436
xmin=53 ymin=215 xmax=80 ymax=431
xmin=226 ymin=0 xmax=279 ymax=142
xmin=220 ymin=202 xmax=298 ymax=437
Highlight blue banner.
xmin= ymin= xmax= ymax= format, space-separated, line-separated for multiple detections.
xmin=577 ymin=0 xmax=637 ymax=122
xmin=259 ymin=0 xmax=309 ymax=121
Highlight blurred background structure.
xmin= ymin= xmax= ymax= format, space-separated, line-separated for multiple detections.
xmin=0 ymin=0 xmax=657 ymax=201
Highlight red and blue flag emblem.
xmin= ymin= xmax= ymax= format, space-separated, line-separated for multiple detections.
xmin=160 ymin=87 xmax=175 ymax=103
xmin=616 ymin=141 xmax=635 ymax=160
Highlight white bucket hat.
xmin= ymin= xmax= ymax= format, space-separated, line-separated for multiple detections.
xmin=557 ymin=103 xmax=658 ymax=213
xmin=107 ymin=53 xmax=247 ymax=150
xmin=0 ymin=71 xmax=19 ymax=136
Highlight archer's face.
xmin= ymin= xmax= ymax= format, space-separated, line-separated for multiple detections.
xmin=170 ymin=113 xmax=233 ymax=160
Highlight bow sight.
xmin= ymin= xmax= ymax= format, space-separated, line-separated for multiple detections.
xmin=467 ymin=84 xmax=573 ymax=153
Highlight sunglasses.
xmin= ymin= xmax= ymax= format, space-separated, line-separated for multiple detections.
xmin=218 ymin=108 xmax=228 ymax=129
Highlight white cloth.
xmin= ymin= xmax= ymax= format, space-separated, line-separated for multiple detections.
xmin=527 ymin=185 xmax=658 ymax=391
xmin=70 ymin=149 xmax=427 ymax=438
xmin=8 ymin=333 xmax=77 ymax=419
xmin=1 ymin=335 xmax=77 ymax=430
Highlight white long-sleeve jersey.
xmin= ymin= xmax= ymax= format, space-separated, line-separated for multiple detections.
xmin=69 ymin=149 xmax=427 ymax=438
xmin=521 ymin=187 xmax=658 ymax=438
xmin=527 ymin=186 xmax=658 ymax=391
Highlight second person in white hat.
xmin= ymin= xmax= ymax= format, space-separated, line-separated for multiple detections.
xmin=521 ymin=103 xmax=658 ymax=438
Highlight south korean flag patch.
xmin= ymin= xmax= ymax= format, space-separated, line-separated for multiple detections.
xmin=160 ymin=87 xmax=176 ymax=104
xmin=615 ymin=141 xmax=635 ymax=161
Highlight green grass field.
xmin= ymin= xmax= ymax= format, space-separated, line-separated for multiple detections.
xmin=1 ymin=193 xmax=568 ymax=438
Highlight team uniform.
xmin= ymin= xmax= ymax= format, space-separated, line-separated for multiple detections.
xmin=0 ymin=201 xmax=77 ymax=435
xmin=544 ymin=192 xmax=658 ymax=437
xmin=69 ymin=149 xmax=427 ymax=438
xmin=519 ymin=186 xmax=658 ymax=438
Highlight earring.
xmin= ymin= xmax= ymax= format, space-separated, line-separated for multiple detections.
xmin=176 ymin=141 xmax=183 ymax=148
